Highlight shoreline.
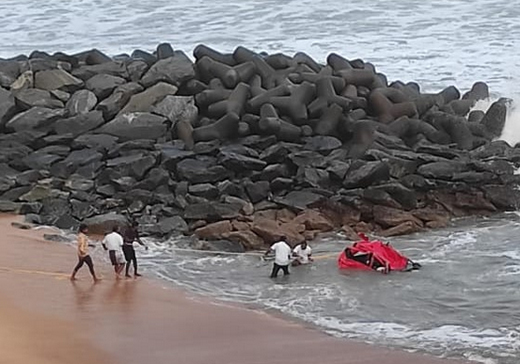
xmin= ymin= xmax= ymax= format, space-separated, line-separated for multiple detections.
xmin=0 ymin=213 xmax=475 ymax=364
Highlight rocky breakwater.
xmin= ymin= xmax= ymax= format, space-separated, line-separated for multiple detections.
xmin=0 ymin=43 xmax=518 ymax=251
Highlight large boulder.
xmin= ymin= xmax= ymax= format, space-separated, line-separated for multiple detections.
xmin=85 ymin=73 xmax=126 ymax=99
xmin=303 ymin=136 xmax=342 ymax=154
xmin=72 ymin=134 xmax=118 ymax=151
xmin=34 ymin=69 xmax=83 ymax=92
xmin=66 ymin=90 xmax=98 ymax=115
xmin=106 ymin=154 xmax=157 ymax=180
xmin=0 ymin=60 xmax=20 ymax=88
xmin=176 ymin=158 xmax=230 ymax=184
xmin=14 ymin=88 xmax=64 ymax=109
xmin=83 ymin=213 xmax=129 ymax=234
xmin=96 ymin=112 xmax=168 ymax=141
xmin=140 ymin=51 xmax=195 ymax=87
xmin=117 ymin=82 xmax=178 ymax=116
xmin=0 ymin=87 xmax=17 ymax=129
xmin=5 ymin=107 xmax=67 ymax=131
xmin=194 ymin=220 xmax=232 ymax=240
xmin=417 ymin=161 xmax=468 ymax=180
xmin=224 ymin=230 xmax=265 ymax=250
xmin=152 ymin=95 xmax=197 ymax=124
xmin=343 ymin=161 xmax=390 ymax=188
xmin=96 ymin=82 xmax=144 ymax=120
xmin=219 ymin=152 xmax=266 ymax=172
xmin=481 ymin=98 xmax=509 ymax=138
xmin=273 ymin=190 xmax=324 ymax=211
xmin=54 ymin=110 xmax=104 ymax=136
xmin=373 ymin=206 xmax=423 ymax=228
xmin=292 ymin=210 xmax=335 ymax=232
xmin=184 ymin=202 xmax=241 ymax=221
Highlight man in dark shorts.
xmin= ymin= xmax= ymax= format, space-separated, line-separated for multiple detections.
xmin=122 ymin=221 xmax=148 ymax=278
xmin=70 ymin=224 xmax=99 ymax=282
xmin=102 ymin=226 xmax=125 ymax=278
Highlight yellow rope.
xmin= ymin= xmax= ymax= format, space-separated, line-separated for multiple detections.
xmin=0 ymin=266 xmax=69 ymax=278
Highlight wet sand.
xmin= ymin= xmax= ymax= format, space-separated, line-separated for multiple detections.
xmin=0 ymin=214 xmax=473 ymax=364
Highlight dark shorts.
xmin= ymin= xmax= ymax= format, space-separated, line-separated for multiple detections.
xmin=122 ymin=244 xmax=136 ymax=262
xmin=109 ymin=250 xmax=118 ymax=266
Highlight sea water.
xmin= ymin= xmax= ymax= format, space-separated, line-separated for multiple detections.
xmin=1 ymin=0 xmax=520 ymax=362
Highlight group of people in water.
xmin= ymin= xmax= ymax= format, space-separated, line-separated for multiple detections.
xmin=264 ymin=236 xmax=313 ymax=278
xmin=70 ymin=221 xmax=148 ymax=282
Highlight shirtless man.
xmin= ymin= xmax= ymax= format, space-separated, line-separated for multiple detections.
xmin=70 ymin=224 xmax=99 ymax=282
xmin=122 ymin=221 xmax=148 ymax=278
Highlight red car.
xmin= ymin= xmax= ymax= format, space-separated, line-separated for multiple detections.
xmin=338 ymin=233 xmax=421 ymax=274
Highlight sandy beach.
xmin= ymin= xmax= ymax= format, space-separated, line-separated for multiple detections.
xmin=0 ymin=214 xmax=474 ymax=364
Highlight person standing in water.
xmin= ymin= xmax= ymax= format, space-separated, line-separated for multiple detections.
xmin=264 ymin=236 xmax=292 ymax=278
xmin=102 ymin=226 xmax=125 ymax=278
xmin=70 ymin=224 xmax=99 ymax=282
xmin=292 ymin=241 xmax=313 ymax=266
xmin=122 ymin=221 xmax=148 ymax=278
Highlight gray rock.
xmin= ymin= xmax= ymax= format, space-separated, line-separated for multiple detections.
xmin=34 ymin=69 xmax=83 ymax=92
xmin=343 ymin=161 xmax=390 ymax=188
xmin=96 ymin=112 xmax=168 ymax=141
xmin=64 ymin=174 xmax=95 ymax=192
xmin=85 ymin=73 xmax=126 ymax=99
xmin=134 ymin=167 xmax=170 ymax=190
xmin=288 ymin=151 xmax=328 ymax=168
xmin=152 ymin=95 xmax=197 ymax=124
xmin=14 ymin=88 xmax=64 ymax=109
xmin=15 ymin=170 xmax=43 ymax=186
xmin=19 ymin=185 xmax=51 ymax=202
xmin=71 ymin=61 xmax=128 ymax=81
xmin=39 ymin=197 xmax=71 ymax=225
xmin=188 ymin=183 xmax=219 ymax=199
xmin=1 ymin=185 xmax=31 ymax=201
xmin=219 ymin=152 xmax=267 ymax=172
xmin=190 ymin=239 xmax=245 ymax=253
xmin=298 ymin=167 xmax=330 ymax=189
xmin=184 ymin=202 xmax=241 ymax=221
xmin=155 ymin=216 xmax=189 ymax=235
xmin=303 ymin=135 xmax=342 ymax=154
xmin=55 ymin=215 xmax=80 ymax=230
xmin=66 ymin=89 xmax=98 ymax=115
xmin=141 ymin=51 xmax=195 ymax=88
xmin=327 ymin=160 xmax=351 ymax=181
xmin=0 ymin=87 xmax=18 ymax=129
xmin=481 ymin=98 xmax=509 ymax=138
xmin=83 ymin=212 xmax=129 ymax=234
xmin=176 ymin=158 xmax=231 ymax=184
xmin=255 ymin=163 xmax=291 ymax=181
xmin=19 ymin=202 xmax=43 ymax=214
xmin=96 ymin=82 xmax=144 ymax=120
xmin=270 ymin=177 xmax=294 ymax=192
xmin=0 ymin=60 xmax=20 ymax=87
xmin=21 ymin=151 xmax=62 ymax=170
xmin=244 ymin=180 xmax=270 ymax=203
xmin=43 ymin=233 xmax=71 ymax=243
xmin=54 ymin=110 xmax=104 ymax=136
xmin=273 ymin=190 xmax=324 ymax=210
xmin=5 ymin=107 xmax=67 ymax=131
xmin=106 ymin=153 xmax=157 ymax=180
xmin=417 ymin=161 xmax=469 ymax=180
xmin=72 ymin=134 xmax=118 ymax=151
xmin=0 ymin=200 xmax=20 ymax=212
xmin=127 ymin=59 xmax=149 ymax=82
xmin=50 ymin=149 xmax=103 ymax=178
xmin=118 ymin=82 xmax=178 ymax=116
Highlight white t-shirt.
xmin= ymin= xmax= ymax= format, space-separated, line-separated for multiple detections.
xmin=293 ymin=244 xmax=312 ymax=264
xmin=103 ymin=231 xmax=124 ymax=251
xmin=270 ymin=241 xmax=292 ymax=266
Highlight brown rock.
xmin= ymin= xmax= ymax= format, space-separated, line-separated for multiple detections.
xmin=276 ymin=208 xmax=296 ymax=223
xmin=251 ymin=217 xmax=280 ymax=244
xmin=373 ymin=206 xmax=423 ymax=228
xmin=454 ymin=192 xmax=497 ymax=212
xmin=231 ymin=220 xmax=250 ymax=231
xmin=194 ymin=220 xmax=232 ymax=240
xmin=412 ymin=207 xmax=449 ymax=227
xmin=292 ymin=210 xmax=334 ymax=232
xmin=341 ymin=207 xmax=361 ymax=225
xmin=253 ymin=209 xmax=278 ymax=221
xmin=341 ymin=225 xmax=360 ymax=240
xmin=224 ymin=230 xmax=265 ymax=250
xmin=190 ymin=220 xmax=207 ymax=230
xmin=354 ymin=221 xmax=374 ymax=234
xmin=381 ymin=221 xmax=421 ymax=237
xmin=426 ymin=220 xmax=448 ymax=229
xmin=303 ymin=230 xmax=320 ymax=241
xmin=11 ymin=222 xmax=32 ymax=230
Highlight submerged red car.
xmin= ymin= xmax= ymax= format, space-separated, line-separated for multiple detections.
xmin=338 ymin=233 xmax=421 ymax=274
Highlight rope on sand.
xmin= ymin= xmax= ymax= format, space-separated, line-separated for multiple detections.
xmin=0 ymin=266 xmax=69 ymax=278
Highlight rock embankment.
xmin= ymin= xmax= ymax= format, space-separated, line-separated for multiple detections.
xmin=0 ymin=43 xmax=518 ymax=250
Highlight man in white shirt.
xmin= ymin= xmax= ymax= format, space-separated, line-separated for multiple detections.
xmin=265 ymin=236 xmax=292 ymax=278
xmin=102 ymin=226 xmax=125 ymax=277
xmin=292 ymin=241 xmax=313 ymax=266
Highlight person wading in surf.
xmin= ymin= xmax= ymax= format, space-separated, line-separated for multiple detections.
xmin=264 ymin=235 xmax=292 ymax=278
xmin=70 ymin=224 xmax=100 ymax=282
xmin=292 ymin=241 xmax=313 ymax=266
xmin=102 ymin=226 xmax=125 ymax=278
xmin=122 ymin=221 xmax=148 ymax=278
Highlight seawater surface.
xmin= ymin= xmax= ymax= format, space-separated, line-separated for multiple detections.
xmin=138 ymin=215 xmax=520 ymax=364
xmin=2 ymin=0 xmax=520 ymax=362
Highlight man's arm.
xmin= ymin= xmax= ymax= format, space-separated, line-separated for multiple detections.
xmin=101 ymin=237 xmax=108 ymax=251
xmin=135 ymin=231 xmax=148 ymax=250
